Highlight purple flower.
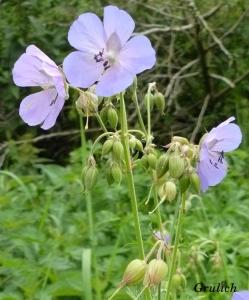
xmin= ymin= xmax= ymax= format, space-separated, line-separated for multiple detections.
xmin=232 ymin=291 xmax=249 ymax=300
xmin=63 ymin=5 xmax=156 ymax=97
xmin=12 ymin=45 xmax=68 ymax=130
xmin=153 ymin=231 xmax=170 ymax=247
xmin=197 ymin=117 xmax=242 ymax=192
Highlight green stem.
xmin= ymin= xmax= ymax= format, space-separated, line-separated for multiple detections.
xmin=132 ymin=90 xmax=147 ymax=135
xmin=119 ymin=93 xmax=152 ymax=300
xmin=165 ymin=192 xmax=186 ymax=300
xmin=96 ymin=112 xmax=108 ymax=133
xmin=153 ymin=183 xmax=163 ymax=232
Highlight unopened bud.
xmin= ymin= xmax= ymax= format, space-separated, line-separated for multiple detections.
xmin=129 ymin=136 xmax=137 ymax=150
xmin=147 ymin=153 xmax=157 ymax=169
xmin=122 ymin=259 xmax=147 ymax=286
xmin=190 ymin=172 xmax=200 ymax=193
xmin=156 ymin=154 xmax=169 ymax=178
xmin=179 ymin=174 xmax=190 ymax=193
xmin=165 ymin=181 xmax=177 ymax=202
xmin=100 ymin=106 xmax=109 ymax=123
xmin=111 ymin=164 xmax=122 ymax=184
xmin=144 ymin=92 xmax=154 ymax=111
xmin=140 ymin=154 xmax=149 ymax=169
xmin=112 ymin=140 xmax=124 ymax=162
xmin=76 ymin=91 xmax=98 ymax=115
xmin=154 ymin=92 xmax=165 ymax=114
xmin=172 ymin=272 xmax=186 ymax=289
xmin=102 ymin=138 xmax=114 ymax=156
xmin=169 ymin=155 xmax=185 ymax=178
xmin=107 ymin=107 xmax=118 ymax=129
xmin=143 ymin=259 xmax=168 ymax=287
xmin=135 ymin=140 xmax=143 ymax=152
xmin=83 ymin=166 xmax=98 ymax=190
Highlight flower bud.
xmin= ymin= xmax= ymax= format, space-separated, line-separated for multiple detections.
xmin=156 ymin=154 xmax=169 ymax=178
xmin=100 ymin=106 xmax=109 ymax=123
xmin=147 ymin=153 xmax=157 ymax=169
xmin=111 ymin=164 xmax=122 ymax=184
xmin=172 ymin=272 xmax=187 ymax=289
xmin=122 ymin=259 xmax=147 ymax=286
xmin=143 ymin=259 xmax=168 ymax=287
xmin=106 ymin=167 xmax=114 ymax=185
xmin=165 ymin=181 xmax=177 ymax=202
xmin=112 ymin=140 xmax=124 ymax=162
xmin=135 ymin=140 xmax=143 ymax=152
xmin=83 ymin=166 xmax=98 ymax=190
xmin=154 ymin=92 xmax=165 ymax=114
xmin=76 ymin=91 xmax=98 ymax=115
xmin=107 ymin=107 xmax=118 ymax=129
xmin=179 ymin=174 xmax=190 ymax=193
xmin=169 ymin=154 xmax=185 ymax=178
xmin=144 ymin=92 xmax=154 ymax=111
xmin=129 ymin=136 xmax=137 ymax=150
xmin=190 ymin=172 xmax=200 ymax=193
xmin=102 ymin=138 xmax=114 ymax=156
xmin=140 ymin=154 xmax=149 ymax=169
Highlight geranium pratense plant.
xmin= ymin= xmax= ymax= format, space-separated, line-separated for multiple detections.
xmin=12 ymin=45 xmax=68 ymax=130
xmin=11 ymin=4 xmax=244 ymax=300
xmin=63 ymin=5 xmax=156 ymax=96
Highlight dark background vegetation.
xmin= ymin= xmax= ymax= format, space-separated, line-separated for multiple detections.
xmin=0 ymin=1 xmax=249 ymax=299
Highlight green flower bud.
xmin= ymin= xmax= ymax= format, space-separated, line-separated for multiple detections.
xmin=144 ymin=92 xmax=154 ymax=111
xmin=143 ymin=259 xmax=168 ymax=287
xmin=190 ymin=172 xmax=200 ymax=193
xmin=169 ymin=155 xmax=185 ymax=178
xmin=140 ymin=154 xmax=149 ymax=169
xmin=129 ymin=136 xmax=137 ymax=150
xmin=107 ymin=107 xmax=118 ymax=129
xmin=122 ymin=259 xmax=147 ymax=286
xmin=172 ymin=272 xmax=187 ymax=289
xmin=165 ymin=181 xmax=177 ymax=202
xmin=112 ymin=141 xmax=124 ymax=162
xmin=156 ymin=154 xmax=169 ymax=178
xmin=135 ymin=140 xmax=143 ymax=152
xmin=100 ymin=106 xmax=109 ymax=123
xmin=179 ymin=174 xmax=190 ymax=193
xmin=147 ymin=153 xmax=157 ymax=169
xmin=106 ymin=166 xmax=114 ymax=185
xmin=154 ymin=92 xmax=165 ymax=114
xmin=111 ymin=164 xmax=122 ymax=184
xmin=83 ymin=166 xmax=98 ymax=190
xmin=158 ymin=183 xmax=166 ymax=201
xmin=102 ymin=138 xmax=114 ymax=156
xmin=76 ymin=91 xmax=98 ymax=115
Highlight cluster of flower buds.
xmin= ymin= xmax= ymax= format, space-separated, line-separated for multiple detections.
xmin=140 ymin=145 xmax=158 ymax=170
xmin=154 ymin=136 xmax=200 ymax=206
xmin=121 ymin=258 xmax=168 ymax=288
xmin=144 ymin=88 xmax=166 ymax=114
xmin=100 ymin=102 xmax=119 ymax=130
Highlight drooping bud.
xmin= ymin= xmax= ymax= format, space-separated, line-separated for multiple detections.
xmin=121 ymin=259 xmax=147 ymax=286
xmin=143 ymin=259 xmax=168 ymax=287
xmin=153 ymin=92 xmax=165 ymax=114
xmin=135 ymin=140 xmax=144 ymax=152
xmin=156 ymin=154 xmax=169 ymax=178
xmin=111 ymin=164 xmax=122 ymax=184
xmin=165 ymin=181 xmax=177 ymax=202
xmin=129 ymin=136 xmax=137 ymax=150
xmin=102 ymin=138 xmax=114 ymax=156
xmin=169 ymin=154 xmax=185 ymax=178
xmin=172 ymin=271 xmax=187 ymax=289
xmin=179 ymin=174 xmax=190 ymax=193
xmin=76 ymin=91 xmax=98 ymax=115
xmin=144 ymin=92 xmax=154 ymax=111
xmin=140 ymin=154 xmax=149 ymax=169
xmin=100 ymin=106 xmax=109 ymax=123
xmin=112 ymin=140 xmax=124 ymax=162
xmin=190 ymin=172 xmax=200 ymax=193
xmin=147 ymin=153 xmax=157 ymax=169
xmin=172 ymin=136 xmax=189 ymax=145
xmin=107 ymin=107 xmax=118 ymax=129
xmin=82 ymin=165 xmax=98 ymax=190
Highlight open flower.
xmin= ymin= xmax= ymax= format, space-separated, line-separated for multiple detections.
xmin=63 ymin=5 xmax=156 ymax=97
xmin=12 ymin=45 xmax=68 ymax=130
xmin=197 ymin=117 xmax=242 ymax=192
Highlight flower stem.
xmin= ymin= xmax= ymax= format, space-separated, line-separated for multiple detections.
xmin=119 ymin=93 xmax=152 ymax=300
xmin=96 ymin=112 xmax=108 ymax=133
xmin=164 ymin=192 xmax=186 ymax=300
xmin=132 ymin=89 xmax=147 ymax=135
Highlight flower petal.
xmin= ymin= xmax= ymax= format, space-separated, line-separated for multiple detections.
xmin=96 ymin=64 xmax=134 ymax=96
xmin=26 ymin=44 xmax=56 ymax=67
xmin=232 ymin=291 xmax=249 ymax=300
xmin=41 ymin=96 xmax=65 ymax=130
xmin=119 ymin=35 xmax=156 ymax=74
xmin=63 ymin=51 xmax=104 ymax=88
xmin=104 ymin=5 xmax=135 ymax=46
xmin=19 ymin=89 xmax=57 ymax=126
xmin=12 ymin=53 xmax=52 ymax=87
xmin=68 ymin=13 xmax=105 ymax=53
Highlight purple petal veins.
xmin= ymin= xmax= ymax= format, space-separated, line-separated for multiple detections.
xmin=12 ymin=45 xmax=68 ymax=129
xmin=63 ymin=5 xmax=156 ymax=96
xmin=197 ymin=117 xmax=242 ymax=192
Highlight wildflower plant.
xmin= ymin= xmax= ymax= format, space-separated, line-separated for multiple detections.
xmin=12 ymin=4 xmax=243 ymax=300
